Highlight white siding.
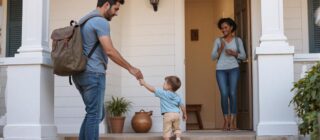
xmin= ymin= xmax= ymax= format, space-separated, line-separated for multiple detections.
xmin=284 ymin=0 xmax=313 ymax=82
xmin=284 ymin=0 xmax=309 ymax=53
xmin=118 ymin=0 xmax=182 ymax=132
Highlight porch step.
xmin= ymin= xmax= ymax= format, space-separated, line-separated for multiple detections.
xmin=63 ymin=130 xmax=256 ymax=140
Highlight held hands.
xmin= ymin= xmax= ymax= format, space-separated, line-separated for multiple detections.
xmin=139 ymin=79 xmax=146 ymax=86
xmin=128 ymin=66 xmax=144 ymax=80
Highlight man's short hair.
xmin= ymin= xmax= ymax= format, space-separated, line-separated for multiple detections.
xmin=165 ymin=76 xmax=181 ymax=92
xmin=97 ymin=0 xmax=125 ymax=7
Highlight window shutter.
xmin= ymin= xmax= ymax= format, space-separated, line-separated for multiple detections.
xmin=309 ymin=0 xmax=320 ymax=53
xmin=6 ymin=0 xmax=22 ymax=57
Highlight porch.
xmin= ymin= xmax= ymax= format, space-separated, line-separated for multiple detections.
xmin=1 ymin=0 xmax=320 ymax=139
xmin=59 ymin=130 xmax=313 ymax=140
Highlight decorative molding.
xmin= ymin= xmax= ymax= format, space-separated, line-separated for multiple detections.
xmin=294 ymin=53 xmax=320 ymax=62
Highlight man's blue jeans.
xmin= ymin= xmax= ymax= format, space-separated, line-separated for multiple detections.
xmin=72 ymin=72 xmax=106 ymax=140
xmin=216 ymin=67 xmax=240 ymax=116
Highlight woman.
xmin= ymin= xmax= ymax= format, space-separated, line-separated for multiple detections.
xmin=211 ymin=18 xmax=246 ymax=130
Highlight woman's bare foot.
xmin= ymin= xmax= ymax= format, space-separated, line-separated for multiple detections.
xmin=223 ymin=115 xmax=230 ymax=131
xmin=230 ymin=122 xmax=238 ymax=130
xmin=230 ymin=115 xmax=237 ymax=130
xmin=223 ymin=121 xmax=228 ymax=131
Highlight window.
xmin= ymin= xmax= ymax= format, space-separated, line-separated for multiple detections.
xmin=308 ymin=0 xmax=320 ymax=53
xmin=6 ymin=0 xmax=22 ymax=57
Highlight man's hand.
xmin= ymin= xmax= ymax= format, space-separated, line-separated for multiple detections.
xmin=128 ymin=66 xmax=143 ymax=80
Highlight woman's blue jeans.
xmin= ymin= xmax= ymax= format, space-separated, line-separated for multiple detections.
xmin=216 ymin=67 xmax=240 ymax=116
xmin=72 ymin=72 xmax=106 ymax=140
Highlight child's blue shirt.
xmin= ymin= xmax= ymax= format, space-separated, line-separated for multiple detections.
xmin=155 ymin=88 xmax=184 ymax=114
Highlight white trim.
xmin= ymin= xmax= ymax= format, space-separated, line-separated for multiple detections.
xmin=257 ymin=122 xmax=299 ymax=136
xmin=301 ymin=0 xmax=309 ymax=53
xmin=0 ymin=57 xmax=51 ymax=67
xmin=294 ymin=53 xmax=320 ymax=62
xmin=174 ymin=0 xmax=186 ymax=131
xmin=251 ymin=0 xmax=262 ymax=132
xmin=256 ymin=45 xmax=294 ymax=55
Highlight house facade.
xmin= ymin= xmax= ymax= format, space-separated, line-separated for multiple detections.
xmin=0 ymin=0 xmax=319 ymax=139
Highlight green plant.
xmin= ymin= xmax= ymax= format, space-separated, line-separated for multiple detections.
xmin=105 ymin=96 xmax=132 ymax=117
xmin=290 ymin=62 xmax=320 ymax=140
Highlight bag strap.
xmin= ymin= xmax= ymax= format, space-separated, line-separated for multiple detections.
xmin=79 ymin=14 xmax=103 ymax=58
xmin=68 ymin=14 xmax=103 ymax=86
xmin=78 ymin=13 xmax=102 ymax=26
xmin=69 ymin=76 xmax=73 ymax=85
xmin=218 ymin=37 xmax=224 ymax=60
xmin=87 ymin=41 xmax=99 ymax=58
xmin=235 ymin=37 xmax=240 ymax=53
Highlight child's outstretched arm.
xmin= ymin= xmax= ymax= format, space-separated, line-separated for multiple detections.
xmin=139 ymin=79 xmax=156 ymax=93
xmin=180 ymin=105 xmax=187 ymax=121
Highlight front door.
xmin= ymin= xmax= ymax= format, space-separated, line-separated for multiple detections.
xmin=185 ymin=0 xmax=253 ymax=130
xmin=234 ymin=0 xmax=253 ymax=130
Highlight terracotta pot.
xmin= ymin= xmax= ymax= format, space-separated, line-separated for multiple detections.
xmin=109 ymin=116 xmax=125 ymax=133
xmin=131 ymin=109 xmax=153 ymax=133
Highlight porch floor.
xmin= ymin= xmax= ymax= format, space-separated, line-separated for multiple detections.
xmin=62 ymin=130 xmax=256 ymax=140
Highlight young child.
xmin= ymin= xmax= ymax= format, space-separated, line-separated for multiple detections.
xmin=139 ymin=76 xmax=187 ymax=140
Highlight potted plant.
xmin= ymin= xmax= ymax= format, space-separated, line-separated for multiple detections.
xmin=290 ymin=62 xmax=320 ymax=140
xmin=105 ymin=96 xmax=131 ymax=133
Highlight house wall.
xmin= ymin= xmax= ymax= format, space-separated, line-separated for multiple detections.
xmin=50 ymin=0 xmax=122 ymax=133
xmin=50 ymin=0 xmax=182 ymax=133
xmin=118 ymin=0 xmax=184 ymax=132
xmin=0 ymin=0 xmax=316 ymax=135
xmin=284 ymin=0 xmax=309 ymax=54
xmin=0 ymin=0 xmax=5 ymax=58
xmin=283 ymin=0 xmax=320 ymax=82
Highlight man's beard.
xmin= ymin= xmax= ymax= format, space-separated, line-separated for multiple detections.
xmin=105 ymin=9 xmax=114 ymax=21
xmin=106 ymin=16 xmax=114 ymax=21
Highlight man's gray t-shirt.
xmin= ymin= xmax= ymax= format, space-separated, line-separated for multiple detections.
xmin=81 ymin=10 xmax=110 ymax=73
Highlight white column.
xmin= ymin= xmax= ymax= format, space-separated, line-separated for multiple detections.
xmin=255 ymin=0 xmax=298 ymax=136
xmin=15 ymin=0 xmax=51 ymax=58
xmin=2 ymin=0 xmax=57 ymax=139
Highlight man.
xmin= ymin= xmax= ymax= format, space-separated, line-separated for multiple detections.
xmin=72 ymin=0 xmax=143 ymax=139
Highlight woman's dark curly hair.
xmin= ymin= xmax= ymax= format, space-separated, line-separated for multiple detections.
xmin=217 ymin=18 xmax=237 ymax=33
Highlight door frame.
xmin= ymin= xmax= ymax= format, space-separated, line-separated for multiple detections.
xmin=176 ymin=0 xmax=258 ymax=131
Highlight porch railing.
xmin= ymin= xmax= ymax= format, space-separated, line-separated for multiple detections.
xmin=293 ymin=53 xmax=320 ymax=81
xmin=293 ymin=53 xmax=320 ymax=139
